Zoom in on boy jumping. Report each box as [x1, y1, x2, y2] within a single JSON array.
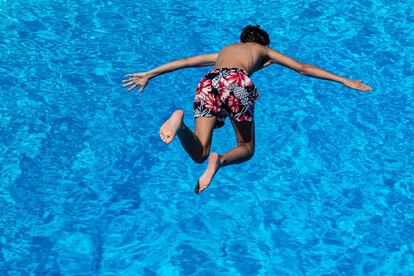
[[122, 25, 372, 194]]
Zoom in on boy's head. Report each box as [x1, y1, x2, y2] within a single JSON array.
[[240, 25, 270, 46]]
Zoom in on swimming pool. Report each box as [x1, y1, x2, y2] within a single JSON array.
[[1, 0, 413, 274]]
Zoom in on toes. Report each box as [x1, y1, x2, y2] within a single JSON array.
[[194, 180, 202, 194], [196, 180, 207, 192], [159, 132, 172, 144], [165, 136, 173, 144], [197, 184, 207, 193]]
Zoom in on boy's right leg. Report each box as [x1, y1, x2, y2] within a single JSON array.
[[159, 109, 216, 163]]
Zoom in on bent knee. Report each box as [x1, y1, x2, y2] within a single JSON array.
[[193, 156, 207, 164], [193, 152, 209, 164], [247, 147, 255, 160], [239, 143, 255, 159]]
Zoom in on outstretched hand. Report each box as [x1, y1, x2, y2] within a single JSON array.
[[342, 79, 373, 92], [122, 72, 150, 92]]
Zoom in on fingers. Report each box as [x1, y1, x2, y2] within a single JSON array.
[[138, 83, 146, 92], [122, 82, 145, 93], [122, 76, 140, 83], [358, 84, 373, 92], [356, 81, 371, 91], [122, 73, 148, 92], [124, 81, 146, 92], [122, 73, 143, 84], [127, 84, 138, 91], [125, 73, 141, 77], [361, 84, 372, 91], [122, 80, 135, 87], [347, 79, 373, 92], [122, 80, 140, 91]]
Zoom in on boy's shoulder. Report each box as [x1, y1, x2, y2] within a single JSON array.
[[223, 42, 269, 51]]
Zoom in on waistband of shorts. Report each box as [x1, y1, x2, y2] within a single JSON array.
[[208, 67, 248, 75]]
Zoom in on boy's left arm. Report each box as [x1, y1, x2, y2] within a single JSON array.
[[123, 53, 218, 92], [265, 48, 373, 92]]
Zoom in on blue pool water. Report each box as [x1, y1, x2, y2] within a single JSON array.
[[1, 0, 413, 274]]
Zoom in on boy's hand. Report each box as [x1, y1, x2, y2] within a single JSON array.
[[122, 72, 150, 92], [342, 79, 373, 92]]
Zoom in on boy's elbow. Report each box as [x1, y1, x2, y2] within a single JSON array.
[[299, 64, 315, 75], [298, 64, 310, 75]]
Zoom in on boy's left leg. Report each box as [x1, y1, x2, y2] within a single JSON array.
[[219, 120, 255, 167], [195, 120, 255, 193]]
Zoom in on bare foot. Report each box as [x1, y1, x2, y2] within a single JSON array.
[[159, 110, 184, 144], [195, 152, 221, 194]]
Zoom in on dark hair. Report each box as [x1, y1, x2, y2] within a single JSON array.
[[240, 25, 270, 46]]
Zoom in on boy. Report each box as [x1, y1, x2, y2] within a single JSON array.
[[122, 25, 372, 194]]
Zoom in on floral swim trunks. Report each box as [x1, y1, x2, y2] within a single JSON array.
[[193, 67, 259, 128]]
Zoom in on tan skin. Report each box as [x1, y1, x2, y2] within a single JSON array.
[[123, 42, 373, 193]]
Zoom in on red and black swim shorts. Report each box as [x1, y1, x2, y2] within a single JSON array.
[[193, 67, 259, 128]]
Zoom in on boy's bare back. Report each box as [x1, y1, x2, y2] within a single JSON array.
[[214, 42, 268, 76]]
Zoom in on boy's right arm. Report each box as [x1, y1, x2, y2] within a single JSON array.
[[122, 53, 218, 92], [265, 48, 372, 92]]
